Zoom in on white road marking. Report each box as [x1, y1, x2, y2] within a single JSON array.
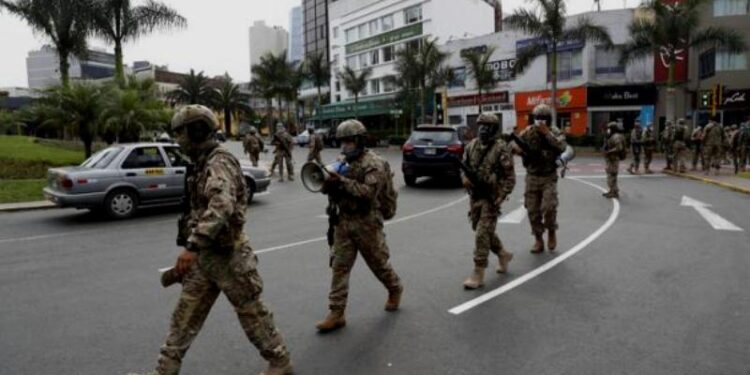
[[570, 174, 666, 179], [680, 196, 743, 232], [498, 199, 526, 224], [448, 177, 620, 315]]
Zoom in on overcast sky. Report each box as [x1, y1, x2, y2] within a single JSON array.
[[0, 0, 637, 88]]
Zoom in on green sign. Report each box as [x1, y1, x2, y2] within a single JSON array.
[[312, 97, 399, 120], [346, 23, 423, 55]]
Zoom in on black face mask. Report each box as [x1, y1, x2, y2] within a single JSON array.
[[478, 125, 496, 144]]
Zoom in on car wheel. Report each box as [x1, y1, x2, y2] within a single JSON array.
[[246, 178, 256, 203], [404, 174, 417, 187], [104, 189, 138, 219]]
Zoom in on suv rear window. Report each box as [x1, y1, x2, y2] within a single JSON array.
[[409, 130, 457, 144]]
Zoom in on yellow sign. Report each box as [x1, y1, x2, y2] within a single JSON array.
[[145, 168, 164, 176]]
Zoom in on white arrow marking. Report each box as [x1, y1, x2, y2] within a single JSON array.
[[499, 200, 526, 224], [680, 196, 743, 232]]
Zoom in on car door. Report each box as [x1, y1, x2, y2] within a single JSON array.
[[120, 146, 171, 201], [161, 146, 191, 198]]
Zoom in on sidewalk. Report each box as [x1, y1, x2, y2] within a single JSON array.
[[665, 166, 750, 195], [0, 200, 56, 213]]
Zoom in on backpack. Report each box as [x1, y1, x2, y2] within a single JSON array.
[[378, 161, 398, 220], [615, 134, 628, 161]]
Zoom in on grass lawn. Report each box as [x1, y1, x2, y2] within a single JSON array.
[[0, 136, 85, 164], [738, 171, 750, 180], [0, 179, 46, 204]]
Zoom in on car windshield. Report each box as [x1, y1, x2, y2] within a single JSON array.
[[80, 147, 123, 169], [410, 130, 456, 144]]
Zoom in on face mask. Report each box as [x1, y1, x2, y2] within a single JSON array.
[[341, 141, 363, 163]]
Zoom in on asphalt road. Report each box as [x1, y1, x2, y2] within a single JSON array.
[[1, 142, 749, 375]]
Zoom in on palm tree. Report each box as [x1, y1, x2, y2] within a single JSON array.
[[0, 110, 26, 135], [337, 66, 372, 119], [391, 38, 448, 123], [36, 84, 102, 157], [1, 0, 92, 87], [506, 0, 613, 126], [282, 66, 304, 131], [620, 0, 747, 122], [251, 54, 279, 132], [431, 66, 455, 124], [168, 69, 216, 106], [90, 0, 186, 86], [392, 46, 421, 128], [213, 74, 251, 137], [100, 87, 165, 142], [304, 50, 331, 111], [462, 46, 498, 114]]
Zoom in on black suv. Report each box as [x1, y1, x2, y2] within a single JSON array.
[[401, 125, 466, 186]]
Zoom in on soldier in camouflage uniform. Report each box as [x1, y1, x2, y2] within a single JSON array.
[[315, 120, 403, 333], [307, 125, 324, 163], [129, 105, 293, 375], [642, 124, 656, 174], [628, 121, 643, 174], [702, 119, 725, 175], [269, 124, 295, 181], [516, 104, 567, 254], [243, 126, 264, 167], [690, 125, 705, 171], [461, 113, 516, 289], [661, 121, 675, 171], [738, 121, 750, 172], [603, 122, 627, 199], [672, 119, 689, 173]]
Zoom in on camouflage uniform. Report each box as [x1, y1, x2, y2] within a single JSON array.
[[690, 127, 704, 171], [243, 133, 263, 167], [661, 123, 675, 171], [308, 132, 324, 163], [702, 121, 725, 173], [323, 150, 402, 311], [739, 123, 750, 172], [519, 123, 566, 238], [629, 127, 643, 173], [642, 127, 656, 173], [604, 127, 627, 197], [270, 130, 294, 180], [672, 120, 689, 173]]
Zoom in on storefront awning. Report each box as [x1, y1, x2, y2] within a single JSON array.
[[310, 96, 400, 121]]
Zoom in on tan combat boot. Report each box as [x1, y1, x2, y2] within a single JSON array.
[[530, 234, 545, 254], [385, 286, 403, 311], [463, 268, 485, 289], [547, 230, 557, 252], [497, 251, 514, 274], [315, 309, 346, 332], [259, 361, 294, 375]]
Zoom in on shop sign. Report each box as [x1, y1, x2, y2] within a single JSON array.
[[515, 87, 587, 112], [722, 89, 749, 109], [516, 37, 584, 53], [448, 91, 509, 107], [587, 85, 657, 107], [346, 23, 423, 54]]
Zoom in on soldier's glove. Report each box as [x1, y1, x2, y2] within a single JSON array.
[[462, 177, 473, 190]]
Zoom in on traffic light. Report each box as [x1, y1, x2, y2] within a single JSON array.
[[700, 91, 711, 108]]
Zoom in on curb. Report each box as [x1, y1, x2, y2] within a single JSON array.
[[0, 201, 57, 213], [665, 170, 750, 196]]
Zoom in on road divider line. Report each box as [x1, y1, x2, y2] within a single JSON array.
[[499, 200, 526, 224], [448, 177, 620, 315]]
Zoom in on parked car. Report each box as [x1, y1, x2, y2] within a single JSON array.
[[401, 125, 466, 187], [43, 143, 271, 219], [296, 130, 311, 146]]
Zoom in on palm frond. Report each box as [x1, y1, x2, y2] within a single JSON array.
[[563, 17, 613, 49], [690, 26, 748, 54], [513, 42, 547, 74]]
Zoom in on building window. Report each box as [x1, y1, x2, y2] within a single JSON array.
[[345, 27, 356, 43], [346, 55, 358, 69], [369, 20, 380, 35], [449, 67, 466, 88], [358, 23, 369, 39], [404, 5, 422, 24], [333, 27, 339, 38], [360, 52, 370, 68], [713, 0, 749, 16], [371, 79, 380, 94], [383, 45, 395, 62], [371, 49, 380, 65], [383, 76, 396, 93], [406, 39, 422, 52], [549, 49, 583, 81], [699, 49, 716, 79], [319, 25, 326, 39], [595, 46, 625, 75], [332, 54, 339, 69], [335, 94, 341, 102], [716, 49, 748, 71], [335, 81, 341, 92], [382, 14, 394, 31]]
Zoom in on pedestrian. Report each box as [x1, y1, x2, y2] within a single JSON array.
[[628, 121, 643, 174], [729, 124, 741, 173], [270, 123, 295, 182], [690, 125, 704, 171], [661, 120, 675, 171], [244, 126, 264, 167], [307, 124, 324, 164], [738, 121, 750, 173], [129, 105, 293, 375], [460, 113, 516, 289], [702, 118, 725, 176], [315, 119, 403, 333], [603, 122, 627, 199], [672, 118, 689, 173], [516, 104, 567, 254], [643, 124, 656, 174]]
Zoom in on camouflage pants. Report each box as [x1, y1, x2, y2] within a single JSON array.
[[740, 147, 749, 171], [692, 144, 704, 170], [673, 141, 688, 172], [644, 149, 654, 170], [605, 158, 620, 194], [524, 174, 559, 236], [630, 150, 641, 171], [328, 218, 402, 311], [307, 151, 322, 164], [704, 145, 723, 171], [271, 152, 294, 178], [248, 151, 260, 167], [156, 242, 290, 375], [470, 199, 508, 268]]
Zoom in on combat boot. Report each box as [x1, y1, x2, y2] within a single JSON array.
[[627, 166, 635, 174], [497, 251, 514, 274], [463, 268, 485, 289], [547, 230, 557, 252], [288, 175, 294, 181], [385, 285, 403, 311], [530, 235, 545, 254], [645, 168, 653, 174], [315, 309, 346, 332], [259, 361, 294, 375]]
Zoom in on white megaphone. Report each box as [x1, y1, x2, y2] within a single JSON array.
[[301, 160, 350, 193], [556, 145, 576, 178]]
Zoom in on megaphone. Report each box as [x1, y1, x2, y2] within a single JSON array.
[[301, 161, 350, 193], [557, 145, 576, 178]]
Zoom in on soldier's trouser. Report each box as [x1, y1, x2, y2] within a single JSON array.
[[704, 145, 723, 170], [307, 151, 322, 164], [328, 218, 402, 311], [156, 243, 290, 375], [270, 154, 279, 173], [470, 199, 505, 268], [740, 148, 749, 170], [524, 174, 559, 236], [606, 159, 619, 194], [692, 144, 703, 169], [249, 151, 260, 167], [664, 147, 673, 169], [630, 151, 641, 170], [644, 149, 653, 170], [282, 154, 294, 177], [673, 141, 688, 171]]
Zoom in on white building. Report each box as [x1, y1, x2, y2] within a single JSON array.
[[288, 6, 305, 64], [26, 45, 117, 89], [249, 21, 289, 79]]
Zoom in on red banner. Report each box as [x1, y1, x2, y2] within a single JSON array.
[[654, 0, 689, 83]]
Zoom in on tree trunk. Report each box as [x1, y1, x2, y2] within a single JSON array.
[[224, 107, 232, 137], [114, 41, 126, 87], [354, 94, 359, 119], [277, 96, 283, 124], [550, 50, 558, 127], [442, 86, 449, 125], [478, 87, 483, 114], [316, 84, 322, 127], [266, 98, 273, 133], [59, 50, 70, 88], [666, 59, 676, 123], [419, 83, 426, 124]]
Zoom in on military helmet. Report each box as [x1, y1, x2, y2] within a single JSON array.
[[171, 105, 218, 132], [477, 113, 500, 127], [677, 118, 686, 126], [532, 103, 552, 116], [336, 119, 367, 140], [607, 121, 619, 130], [276, 123, 286, 133], [248, 126, 257, 134]]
